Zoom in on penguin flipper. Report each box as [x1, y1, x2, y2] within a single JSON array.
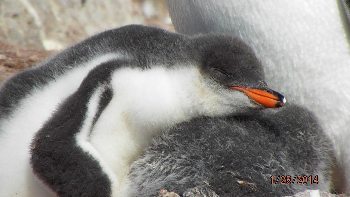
[[30, 60, 129, 196]]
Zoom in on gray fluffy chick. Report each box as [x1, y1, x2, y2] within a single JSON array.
[[127, 104, 335, 197]]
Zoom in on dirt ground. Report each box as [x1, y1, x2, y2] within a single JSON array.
[[0, 42, 54, 83]]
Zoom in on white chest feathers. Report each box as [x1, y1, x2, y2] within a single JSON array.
[[88, 66, 207, 183]]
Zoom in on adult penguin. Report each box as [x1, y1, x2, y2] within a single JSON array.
[[0, 25, 285, 196], [167, 0, 350, 193]]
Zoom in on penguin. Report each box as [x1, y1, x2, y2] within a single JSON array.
[[167, 0, 350, 193], [0, 25, 285, 196], [126, 104, 335, 197]]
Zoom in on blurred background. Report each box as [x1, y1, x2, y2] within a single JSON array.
[[0, 0, 173, 82]]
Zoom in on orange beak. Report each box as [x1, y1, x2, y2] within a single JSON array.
[[231, 86, 286, 108]]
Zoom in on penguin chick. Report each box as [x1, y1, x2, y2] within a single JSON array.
[[0, 25, 285, 196], [127, 104, 335, 197]]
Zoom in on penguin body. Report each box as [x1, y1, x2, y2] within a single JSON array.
[[127, 104, 335, 197], [0, 25, 284, 196]]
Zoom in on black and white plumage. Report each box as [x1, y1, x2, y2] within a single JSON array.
[[0, 25, 285, 196], [30, 61, 120, 196], [167, 0, 350, 193], [127, 104, 335, 197]]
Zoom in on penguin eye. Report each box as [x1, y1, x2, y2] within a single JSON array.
[[210, 67, 232, 79]]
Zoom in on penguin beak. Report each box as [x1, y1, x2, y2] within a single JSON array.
[[230, 86, 286, 108]]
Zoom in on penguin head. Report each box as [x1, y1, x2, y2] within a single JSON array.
[[194, 35, 286, 114]]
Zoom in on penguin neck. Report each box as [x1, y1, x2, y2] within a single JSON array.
[[106, 65, 244, 140], [111, 65, 208, 129]]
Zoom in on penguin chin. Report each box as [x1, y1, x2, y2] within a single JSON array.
[[201, 90, 260, 117]]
